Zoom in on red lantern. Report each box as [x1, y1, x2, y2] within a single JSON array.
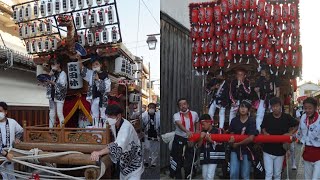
[[215, 24, 222, 37], [200, 54, 207, 67], [249, 0, 257, 11], [251, 26, 258, 42], [292, 20, 299, 37], [275, 23, 282, 39], [235, 12, 243, 28], [191, 25, 199, 39], [273, 3, 282, 24], [226, 50, 233, 62], [264, 2, 272, 21], [204, 24, 214, 39], [221, 0, 229, 16], [250, 11, 258, 26], [229, 13, 236, 27], [242, 0, 250, 12], [234, 0, 242, 12], [205, 6, 214, 24], [266, 48, 275, 66], [282, 36, 290, 51], [258, 31, 267, 46], [207, 53, 215, 67], [243, 11, 250, 25], [257, 18, 265, 32], [208, 37, 215, 53], [291, 50, 299, 67], [191, 7, 199, 24], [257, 47, 266, 61], [244, 27, 251, 43], [198, 26, 205, 40], [215, 38, 222, 53], [245, 42, 252, 56], [222, 33, 229, 50], [265, 37, 273, 50], [236, 27, 244, 42], [257, 0, 266, 18], [222, 17, 229, 32], [291, 78, 297, 92], [291, 37, 299, 51], [193, 39, 202, 54], [290, 2, 298, 22], [231, 41, 238, 55], [199, 6, 206, 25], [218, 52, 225, 67], [201, 25, 208, 39], [274, 50, 282, 67], [238, 42, 245, 55], [252, 42, 259, 57], [275, 39, 281, 51], [227, 0, 235, 13], [213, 5, 222, 24], [201, 39, 207, 54], [228, 27, 237, 42], [193, 53, 200, 68], [282, 2, 290, 22], [283, 51, 292, 66], [267, 20, 275, 37], [284, 22, 292, 37]]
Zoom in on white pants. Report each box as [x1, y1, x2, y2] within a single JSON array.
[[208, 100, 226, 129], [256, 100, 266, 133], [91, 97, 106, 127], [263, 152, 284, 180], [290, 142, 296, 168], [202, 164, 217, 180], [1, 162, 16, 180], [120, 165, 144, 180], [229, 101, 240, 124], [49, 100, 64, 128], [143, 137, 159, 166], [303, 160, 320, 180]]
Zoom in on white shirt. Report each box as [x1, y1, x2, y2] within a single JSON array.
[[0, 118, 23, 147], [142, 111, 160, 133], [296, 113, 320, 147], [173, 111, 199, 138]]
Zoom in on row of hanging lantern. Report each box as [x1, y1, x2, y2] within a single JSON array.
[[77, 26, 119, 46], [114, 56, 134, 79], [189, 0, 301, 76], [25, 37, 58, 53], [13, 0, 112, 22], [74, 7, 114, 29], [18, 20, 53, 39]]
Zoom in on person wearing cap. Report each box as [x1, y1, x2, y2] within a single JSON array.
[[197, 114, 225, 180], [79, 56, 111, 126], [228, 100, 257, 180], [296, 97, 320, 179], [169, 98, 199, 179], [207, 72, 230, 129], [0, 102, 23, 179], [46, 55, 67, 128], [254, 67, 280, 133], [260, 97, 299, 180], [142, 103, 160, 168], [229, 69, 251, 125]]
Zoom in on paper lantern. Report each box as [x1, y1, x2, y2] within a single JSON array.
[[201, 40, 207, 54], [283, 51, 292, 66], [108, 6, 114, 23], [70, 0, 77, 10], [215, 38, 222, 53], [78, 32, 86, 46], [206, 24, 215, 39], [47, 0, 53, 15], [242, 0, 250, 11], [225, 50, 233, 65], [78, 0, 84, 9], [275, 23, 282, 39], [44, 37, 52, 51], [292, 20, 300, 37], [284, 22, 292, 37], [257, 18, 265, 33], [273, 2, 281, 24], [275, 39, 281, 51], [266, 47, 275, 66], [222, 33, 229, 50], [98, 8, 106, 25], [243, 11, 250, 25], [250, 11, 258, 26], [282, 2, 290, 22], [67, 62, 83, 89], [39, 21, 46, 34], [114, 56, 128, 74], [214, 24, 222, 37], [227, 0, 235, 13], [34, 2, 39, 18], [51, 37, 58, 50], [55, 0, 61, 14], [87, 31, 94, 46], [218, 52, 225, 67], [290, 1, 298, 21], [26, 41, 31, 53], [194, 39, 202, 54], [249, 0, 257, 11], [102, 28, 109, 43], [237, 42, 245, 55], [91, 10, 98, 26], [24, 24, 30, 38], [257, 31, 266, 46], [236, 27, 244, 42], [213, 5, 222, 24], [38, 38, 45, 52], [205, 6, 214, 24], [46, 21, 52, 34], [129, 94, 141, 103], [200, 25, 207, 39], [75, 13, 82, 29], [234, 0, 242, 12], [33, 40, 38, 53], [13, 7, 19, 22], [207, 53, 214, 67], [200, 54, 207, 67], [291, 37, 299, 51], [256, 0, 265, 18], [198, 6, 206, 25], [83, 12, 90, 28], [221, 17, 229, 32], [192, 53, 200, 68], [62, 0, 68, 12], [40, 2, 46, 17], [207, 37, 215, 53], [274, 50, 282, 67], [191, 7, 199, 24], [252, 42, 259, 57], [97, 0, 103, 5], [25, 4, 32, 20], [266, 20, 275, 37], [243, 26, 251, 43], [191, 25, 199, 40], [230, 40, 238, 56], [235, 12, 243, 28], [265, 37, 273, 50], [245, 42, 252, 56], [228, 27, 236, 43], [221, 0, 229, 16], [86, 0, 93, 7], [257, 47, 266, 61], [282, 36, 290, 51], [229, 13, 236, 27], [95, 31, 101, 45], [264, 2, 272, 21], [251, 26, 258, 42]]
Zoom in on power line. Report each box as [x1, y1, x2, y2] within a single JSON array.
[[141, 0, 160, 27]]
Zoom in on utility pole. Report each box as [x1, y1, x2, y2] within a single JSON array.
[[149, 61, 151, 103]]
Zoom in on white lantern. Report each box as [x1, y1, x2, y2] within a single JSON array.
[[62, 0, 68, 12], [96, 0, 103, 5], [26, 40, 31, 53], [55, 0, 61, 14], [24, 24, 30, 38], [78, 0, 84, 9], [36, 65, 49, 77], [86, 0, 93, 7], [40, 1, 46, 17], [78, 32, 86, 46], [19, 6, 24, 21], [107, 6, 114, 23], [87, 31, 94, 46], [91, 10, 98, 26], [114, 56, 126, 74], [25, 4, 32, 20], [44, 37, 52, 51], [70, 0, 76, 10], [111, 26, 118, 43], [33, 40, 39, 52], [38, 39, 45, 52], [67, 62, 83, 89], [31, 22, 38, 36], [102, 28, 109, 43], [39, 21, 46, 34], [129, 94, 141, 103], [98, 8, 106, 24], [33, 2, 40, 18], [75, 13, 82, 29], [13, 7, 19, 22], [46, 21, 52, 34], [52, 37, 58, 50], [83, 12, 90, 28], [19, 25, 25, 39], [95, 31, 101, 45], [104, 0, 109, 4], [47, 0, 53, 15]]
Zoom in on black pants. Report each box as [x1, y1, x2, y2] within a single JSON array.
[[169, 135, 195, 179]]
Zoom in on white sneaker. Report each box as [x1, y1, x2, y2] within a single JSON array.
[[292, 164, 297, 170]]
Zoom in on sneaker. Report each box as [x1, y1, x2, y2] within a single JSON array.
[[292, 164, 297, 170]]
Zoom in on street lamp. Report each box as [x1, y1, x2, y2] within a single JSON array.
[[146, 33, 160, 50]]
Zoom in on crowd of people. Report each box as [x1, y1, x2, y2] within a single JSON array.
[[168, 68, 320, 180]]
